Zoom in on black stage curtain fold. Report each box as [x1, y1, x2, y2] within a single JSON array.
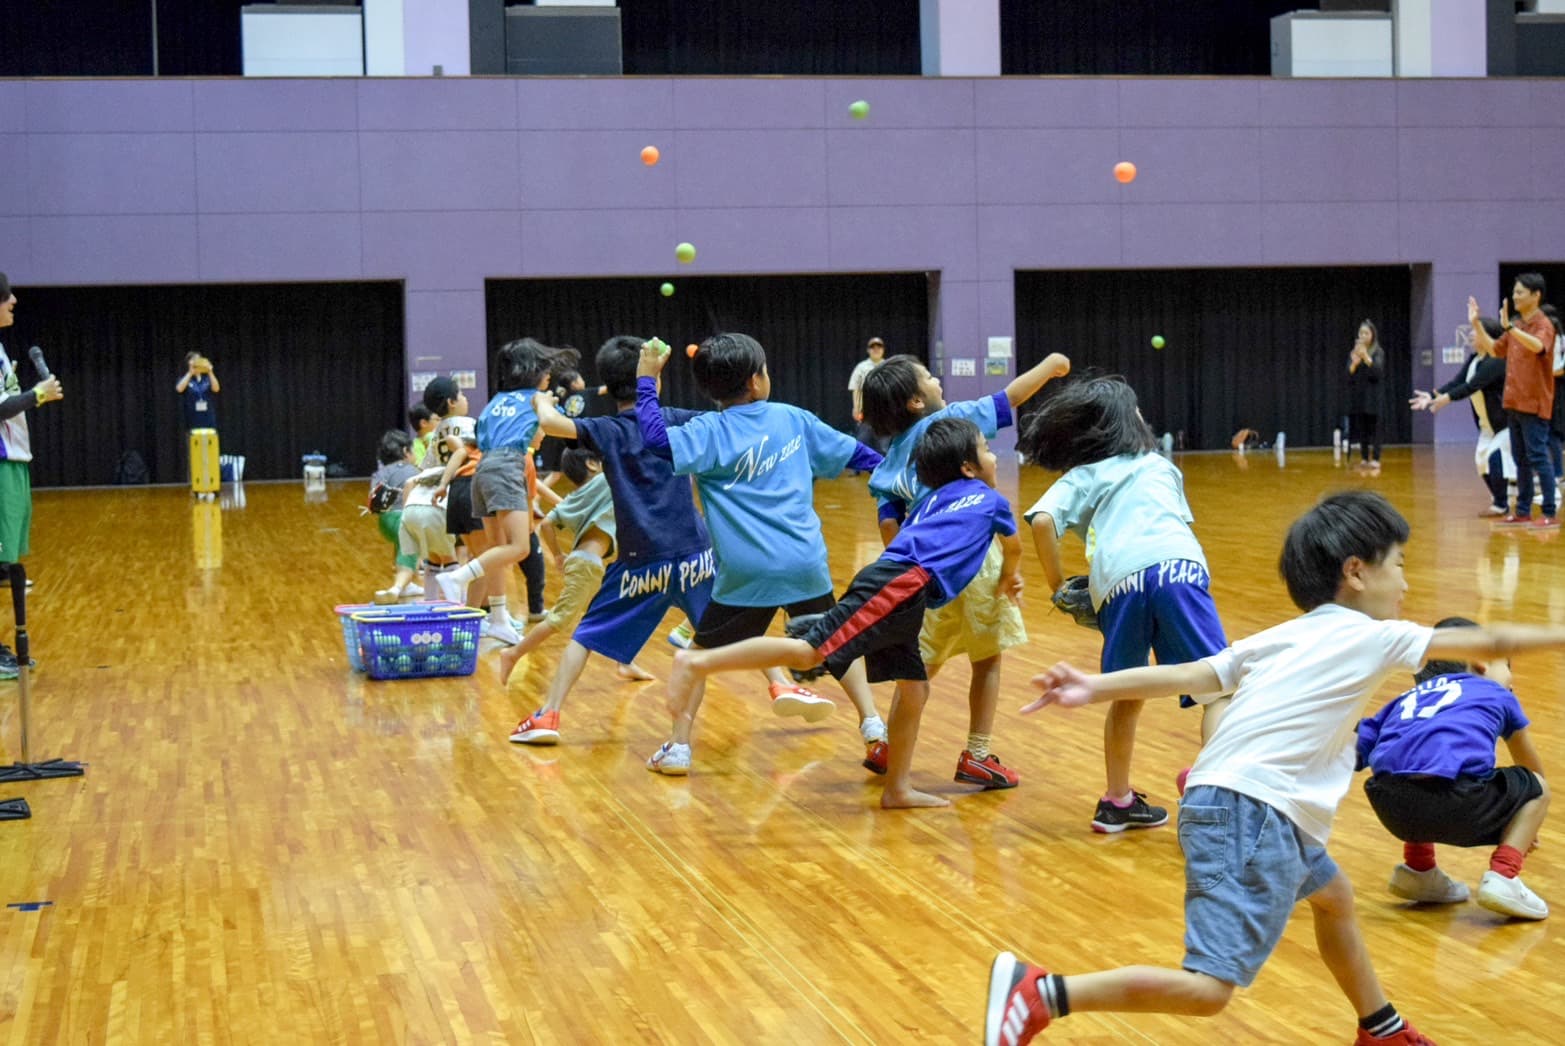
[[485, 273, 929, 433], [1001, 0, 1318, 76], [1013, 266, 1413, 451], [0, 1, 284, 77], [6, 281, 404, 487], [620, 0, 921, 75]]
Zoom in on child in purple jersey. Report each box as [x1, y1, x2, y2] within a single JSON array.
[[1356, 616, 1549, 920], [665, 419, 1022, 808]]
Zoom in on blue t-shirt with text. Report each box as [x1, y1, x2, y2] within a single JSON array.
[[884, 478, 1016, 608], [868, 393, 1011, 518], [574, 408, 710, 562], [1356, 672, 1529, 780], [476, 389, 540, 452], [667, 400, 857, 606]]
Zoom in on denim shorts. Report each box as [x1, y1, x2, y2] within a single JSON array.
[[1179, 786, 1339, 988]]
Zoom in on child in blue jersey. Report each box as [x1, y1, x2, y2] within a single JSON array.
[[635, 333, 888, 776], [666, 418, 1022, 808], [435, 339, 578, 645], [1017, 374, 1229, 834], [858, 350, 1070, 787], [1357, 616, 1549, 920], [505, 336, 721, 746], [985, 490, 1565, 1046]]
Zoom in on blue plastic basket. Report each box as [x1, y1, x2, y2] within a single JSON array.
[[335, 601, 452, 671], [352, 608, 485, 680]]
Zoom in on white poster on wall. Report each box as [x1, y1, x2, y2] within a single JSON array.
[[987, 337, 1013, 359]]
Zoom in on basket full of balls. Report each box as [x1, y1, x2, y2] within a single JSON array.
[[334, 601, 453, 670], [352, 607, 485, 680]]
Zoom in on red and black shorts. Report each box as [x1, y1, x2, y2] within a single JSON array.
[[801, 559, 932, 684]]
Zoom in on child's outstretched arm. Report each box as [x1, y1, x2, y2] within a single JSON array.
[[1023, 660, 1223, 713], [1425, 622, 1565, 661], [533, 389, 578, 440], [1003, 352, 1070, 410], [1028, 512, 1066, 592], [633, 343, 674, 457]]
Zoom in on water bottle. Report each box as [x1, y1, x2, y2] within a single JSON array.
[[1275, 432, 1285, 452]]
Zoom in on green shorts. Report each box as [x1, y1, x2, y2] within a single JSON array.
[[0, 461, 32, 562], [377, 509, 418, 570]]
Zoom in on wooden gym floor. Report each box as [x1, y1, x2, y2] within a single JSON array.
[[0, 445, 1562, 1044]]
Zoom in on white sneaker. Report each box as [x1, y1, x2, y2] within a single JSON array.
[[1388, 863, 1470, 904], [859, 714, 888, 746], [373, 588, 400, 605], [1481, 504, 1508, 516], [646, 741, 691, 776], [1477, 870, 1549, 920], [769, 683, 834, 722], [667, 622, 695, 649], [399, 582, 424, 598], [486, 619, 521, 646], [435, 570, 467, 604]]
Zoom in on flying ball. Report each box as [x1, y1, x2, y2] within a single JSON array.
[[660, 282, 675, 297], [849, 100, 870, 120], [686, 343, 699, 358], [640, 145, 660, 166], [1113, 161, 1137, 184], [1151, 335, 1166, 350], [675, 242, 696, 264]]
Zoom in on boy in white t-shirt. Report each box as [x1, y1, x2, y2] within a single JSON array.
[[983, 490, 1565, 1046]]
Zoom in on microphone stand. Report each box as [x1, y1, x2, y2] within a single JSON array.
[[0, 562, 85, 815]]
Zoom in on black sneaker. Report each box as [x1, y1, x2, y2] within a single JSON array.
[[782, 613, 829, 682], [1091, 792, 1168, 834]]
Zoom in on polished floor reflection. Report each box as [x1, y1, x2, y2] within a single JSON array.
[[0, 446, 1560, 1043]]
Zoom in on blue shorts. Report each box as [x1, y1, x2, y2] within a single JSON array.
[[1098, 558, 1227, 707], [571, 549, 716, 665], [1179, 786, 1339, 988]]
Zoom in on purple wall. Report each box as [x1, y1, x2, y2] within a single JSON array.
[[6, 75, 1565, 442]]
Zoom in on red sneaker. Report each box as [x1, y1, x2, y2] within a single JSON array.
[[984, 952, 1050, 1046], [956, 750, 1020, 789], [1353, 1022, 1437, 1045], [1495, 513, 1531, 526], [863, 740, 888, 775], [1532, 515, 1559, 529], [509, 709, 560, 745]]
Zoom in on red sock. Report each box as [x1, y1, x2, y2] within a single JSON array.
[[1403, 842, 1436, 872], [1490, 844, 1525, 879]]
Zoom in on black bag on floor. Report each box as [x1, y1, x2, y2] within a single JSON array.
[[113, 450, 150, 485]]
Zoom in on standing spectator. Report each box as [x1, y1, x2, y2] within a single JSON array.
[[848, 336, 888, 462], [1346, 320, 1385, 473], [1410, 315, 1512, 515], [176, 351, 220, 433], [1470, 274, 1557, 527], [0, 272, 65, 677]]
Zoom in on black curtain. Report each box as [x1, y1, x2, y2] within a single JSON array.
[[485, 273, 929, 432], [0, 1, 269, 77], [1001, 0, 1318, 76], [5, 281, 404, 487], [1013, 266, 1413, 451], [620, 0, 920, 75]]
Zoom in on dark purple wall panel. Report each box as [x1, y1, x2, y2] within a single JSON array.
[[196, 132, 361, 213], [5, 74, 1560, 443]]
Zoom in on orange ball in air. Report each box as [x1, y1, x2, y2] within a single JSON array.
[[686, 343, 699, 358], [1113, 161, 1137, 184], [641, 145, 660, 166]]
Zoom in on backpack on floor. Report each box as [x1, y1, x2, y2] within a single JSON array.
[[113, 450, 150, 485]]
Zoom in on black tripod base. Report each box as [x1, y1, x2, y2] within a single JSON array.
[[0, 759, 85, 783], [0, 797, 29, 820]]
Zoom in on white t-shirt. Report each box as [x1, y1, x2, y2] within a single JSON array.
[[847, 357, 878, 392], [1187, 604, 1433, 844], [1024, 453, 1206, 608], [403, 466, 446, 509]]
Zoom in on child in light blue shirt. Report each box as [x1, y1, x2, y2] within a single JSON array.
[[635, 333, 887, 776]]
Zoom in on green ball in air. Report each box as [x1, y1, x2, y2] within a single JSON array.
[[675, 242, 696, 264], [660, 282, 675, 297], [1151, 335, 1166, 350], [849, 100, 870, 120]]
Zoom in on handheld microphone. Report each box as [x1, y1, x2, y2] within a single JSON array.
[[27, 346, 50, 382]]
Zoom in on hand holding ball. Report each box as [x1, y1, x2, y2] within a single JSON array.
[[1113, 161, 1137, 184]]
